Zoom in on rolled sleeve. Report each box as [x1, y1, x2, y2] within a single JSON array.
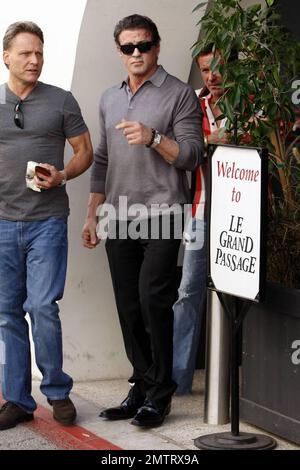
[[171, 86, 204, 171], [90, 162, 106, 193]]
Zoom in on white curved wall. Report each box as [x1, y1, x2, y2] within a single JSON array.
[[0, 0, 87, 89]]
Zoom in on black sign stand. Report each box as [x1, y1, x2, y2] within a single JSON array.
[[194, 142, 277, 450], [194, 293, 277, 450]]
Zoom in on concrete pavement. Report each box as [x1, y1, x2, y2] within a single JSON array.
[[0, 371, 299, 451]]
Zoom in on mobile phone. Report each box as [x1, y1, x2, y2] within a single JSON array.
[[35, 165, 51, 178]]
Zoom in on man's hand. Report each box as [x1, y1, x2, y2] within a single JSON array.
[[35, 163, 65, 189], [82, 217, 100, 249], [116, 120, 153, 146]]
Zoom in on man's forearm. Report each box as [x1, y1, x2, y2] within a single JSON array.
[[65, 131, 93, 180], [154, 135, 180, 164], [64, 154, 92, 180], [86, 192, 106, 219]]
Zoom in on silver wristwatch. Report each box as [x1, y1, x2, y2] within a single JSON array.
[[151, 130, 162, 148], [58, 169, 67, 186]]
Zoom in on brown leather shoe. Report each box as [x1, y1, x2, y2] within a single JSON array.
[[0, 402, 34, 430], [47, 397, 76, 426]]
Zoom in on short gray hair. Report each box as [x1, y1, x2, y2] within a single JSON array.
[[3, 21, 44, 50]]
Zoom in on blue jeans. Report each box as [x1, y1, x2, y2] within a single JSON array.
[[172, 217, 207, 394], [0, 218, 73, 413]]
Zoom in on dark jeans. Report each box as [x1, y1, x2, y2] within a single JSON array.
[[105, 217, 181, 407]]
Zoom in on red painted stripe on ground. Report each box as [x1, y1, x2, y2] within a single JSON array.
[[0, 398, 121, 451]]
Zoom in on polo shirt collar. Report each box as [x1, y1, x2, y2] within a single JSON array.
[[119, 65, 167, 89]]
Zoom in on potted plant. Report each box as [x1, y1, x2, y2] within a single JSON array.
[[192, 0, 300, 443]]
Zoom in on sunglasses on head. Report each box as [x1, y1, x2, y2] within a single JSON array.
[[14, 100, 24, 129], [119, 41, 155, 55]]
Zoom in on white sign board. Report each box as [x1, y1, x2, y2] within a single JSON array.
[[208, 145, 267, 301]]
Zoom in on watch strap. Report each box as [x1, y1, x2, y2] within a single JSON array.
[[146, 128, 156, 148], [58, 169, 67, 186]]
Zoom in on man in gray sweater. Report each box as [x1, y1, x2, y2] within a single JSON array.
[[82, 14, 204, 427]]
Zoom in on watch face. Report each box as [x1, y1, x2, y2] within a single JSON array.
[[153, 131, 161, 147]]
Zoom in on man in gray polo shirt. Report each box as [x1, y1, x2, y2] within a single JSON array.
[[0, 21, 93, 430], [82, 14, 204, 427]]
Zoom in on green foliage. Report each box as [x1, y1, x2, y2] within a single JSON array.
[[193, 0, 300, 288]]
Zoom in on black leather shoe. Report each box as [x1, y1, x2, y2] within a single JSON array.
[[100, 385, 145, 420], [131, 399, 171, 428]]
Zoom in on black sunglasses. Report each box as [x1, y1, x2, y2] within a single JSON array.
[[14, 100, 24, 129], [119, 41, 155, 55]]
